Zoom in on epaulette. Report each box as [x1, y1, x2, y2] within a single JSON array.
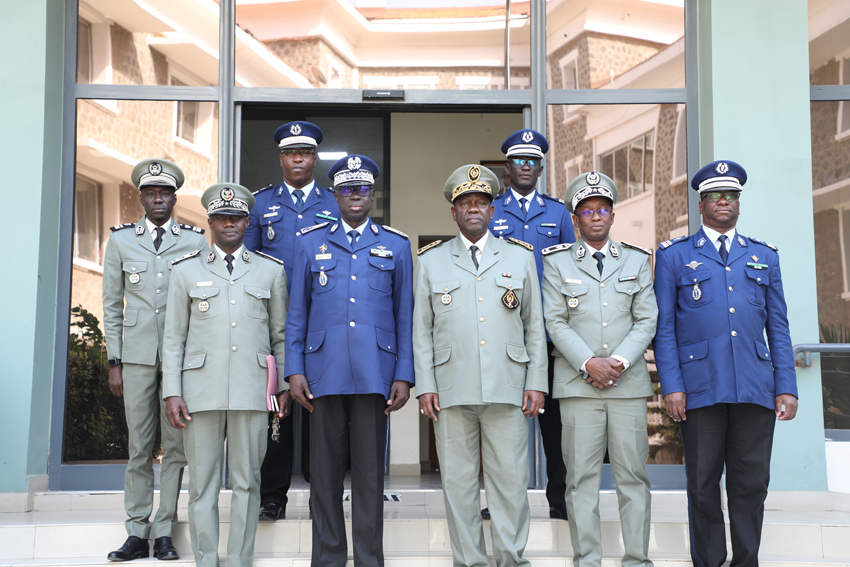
[[252, 184, 274, 196], [299, 222, 329, 235], [110, 223, 135, 232], [254, 250, 284, 265], [659, 235, 689, 249], [179, 223, 205, 234], [417, 240, 443, 256], [171, 249, 201, 265], [541, 243, 574, 256], [382, 225, 409, 240], [542, 193, 565, 204], [748, 236, 778, 251], [621, 241, 652, 255], [507, 237, 534, 252]]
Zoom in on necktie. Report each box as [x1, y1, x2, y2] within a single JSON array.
[[348, 230, 359, 248], [225, 254, 234, 275], [519, 197, 528, 219], [718, 234, 729, 264], [293, 189, 305, 213], [153, 227, 165, 251], [469, 245, 480, 270], [593, 251, 604, 276]]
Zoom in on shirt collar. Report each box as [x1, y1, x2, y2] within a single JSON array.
[[214, 244, 244, 263], [283, 180, 315, 200], [701, 225, 736, 247], [459, 231, 488, 253], [510, 188, 537, 206], [341, 218, 369, 237], [145, 217, 171, 240], [584, 239, 610, 256]]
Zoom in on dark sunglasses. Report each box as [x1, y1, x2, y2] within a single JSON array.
[[511, 158, 541, 167], [280, 148, 316, 157], [701, 191, 740, 202], [338, 185, 372, 196], [577, 207, 612, 218]]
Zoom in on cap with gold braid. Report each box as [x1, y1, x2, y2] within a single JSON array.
[[443, 164, 500, 204], [131, 158, 185, 190], [202, 183, 255, 216]]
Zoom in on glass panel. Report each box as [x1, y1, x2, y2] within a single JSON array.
[[64, 99, 217, 463], [809, 0, 850, 85], [77, 0, 219, 86], [77, 19, 92, 84], [234, 1, 528, 91], [811, 100, 850, 429], [547, 103, 689, 463], [546, 0, 684, 90]]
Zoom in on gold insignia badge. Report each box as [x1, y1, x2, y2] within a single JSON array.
[[320, 243, 328, 254], [686, 261, 703, 271], [752, 255, 759, 262], [468, 165, 480, 181], [502, 288, 519, 309]]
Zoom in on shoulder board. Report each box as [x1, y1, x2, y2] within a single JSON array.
[[507, 237, 534, 252], [542, 193, 565, 204], [299, 222, 329, 235], [417, 240, 443, 256], [252, 184, 274, 196], [179, 223, 205, 234], [747, 236, 778, 251], [254, 250, 284, 265], [621, 241, 652, 255], [110, 223, 135, 232], [541, 243, 574, 256], [171, 249, 201, 266], [659, 235, 689, 249], [382, 225, 409, 240]]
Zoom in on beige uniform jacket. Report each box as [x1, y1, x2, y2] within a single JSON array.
[[102, 216, 209, 365], [541, 239, 658, 399], [161, 246, 289, 413], [413, 234, 547, 408]]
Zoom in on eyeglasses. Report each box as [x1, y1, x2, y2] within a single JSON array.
[[701, 191, 740, 202], [280, 148, 316, 157], [577, 207, 612, 218], [338, 185, 372, 196], [511, 158, 541, 167]]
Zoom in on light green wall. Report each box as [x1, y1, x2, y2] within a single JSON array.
[[704, 0, 828, 490], [0, 0, 64, 492]]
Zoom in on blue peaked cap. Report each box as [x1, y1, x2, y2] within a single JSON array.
[[501, 128, 549, 158], [274, 121, 324, 148], [328, 154, 380, 188], [691, 160, 747, 194]]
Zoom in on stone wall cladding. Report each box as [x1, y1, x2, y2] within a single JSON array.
[[813, 209, 850, 335], [653, 104, 687, 246], [267, 37, 356, 88], [586, 33, 663, 85]]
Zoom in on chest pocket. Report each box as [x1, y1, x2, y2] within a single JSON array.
[[537, 225, 560, 240], [560, 283, 589, 315], [744, 268, 769, 307], [433, 280, 461, 313], [311, 258, 337, 293], [613, 280, 642, 312], [244, 286, 271, 319], [495, 277, 523, 309], [123, 261, 148, 291], [189, 286, 220, 319], [368, 257, 394, 292], [679, 269, 713, 307]]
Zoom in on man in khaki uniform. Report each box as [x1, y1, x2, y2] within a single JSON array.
[[541, 172, 657, 567], [162, 183, 289, 567], [414, 164, 547, 567], [103, 158, 208, 562]]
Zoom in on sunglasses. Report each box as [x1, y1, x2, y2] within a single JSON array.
[[701, 191, 740, 202], [280, 148, 316, 157], [577, 207, 612, 218], [338, 185, 372, 196], [511, 158, 541, 167]]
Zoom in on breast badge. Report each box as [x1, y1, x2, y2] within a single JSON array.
[[128, 274, 140, 284], [502, 289, 520, 309], [316, 243, 332, 260], [568, 297, 579, 308], [319, 270, 328, 287], [198, 301, 210, 312], [692, 282, 702, 301], [686, 261, 703, 271], [267, 225, 275, 241], [441, 293, 452, 305]]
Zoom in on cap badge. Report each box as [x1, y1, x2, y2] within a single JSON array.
[[290, 124, 302, 135], [441, 293, 452, 305], [148, 162, 162, 176], [586, 172, 601, 186], [198, 301, 210, 312], [220, 187, 235, 201], [521, 131, 534, 143], [348, 156, 361, 171], [716, 162, 729, 175], [468, 165, 481, 182], [686, 261, 703, 271]]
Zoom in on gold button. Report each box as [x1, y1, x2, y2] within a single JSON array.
[[548, 231, 552, 235], [728, 286, 733, 291], [352, 254, 357, 259], [731, 331, 737, 337], [524, 225, 529, 229], [257, 293, 261, 297], [693, 278, 697, 282], [730, 308, 735, 313], [480, 341, 485, 346], [445, 287, 449, 291], [628, 289, 632, 293], [479, 297, 484, 302], [515, 354, 519, 358], [509, 285, 513, 289], [480, 317, 485, 322], [232, 346, 237, 351], [477, 277, 482, 282]]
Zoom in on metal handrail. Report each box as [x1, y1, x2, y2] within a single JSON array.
[[793, 343, 850, 367]]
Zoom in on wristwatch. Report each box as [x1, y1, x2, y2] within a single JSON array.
[[108, 358, 122, 367]]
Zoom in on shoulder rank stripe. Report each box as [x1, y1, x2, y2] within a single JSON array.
[[179, 223, 205, 234], [254, 250, 284, 265], [659, 235, 689, 249], [417, 240, 443, 256], [252, 184, 274, 196], [621, 241, 652, 255], [748, 236, 778, 251], [300, 221, 329, 235], [542, 193, 565, 204], [382, 225, 409, 239], [541, 243, 574, 256], [171, 249, 201, 265], [110, 223, 135, 232], [507, 237, 533, 252]]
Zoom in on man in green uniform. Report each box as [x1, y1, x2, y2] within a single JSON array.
[[161, 183, 289, 567], [413, 164, 547, 567], [541, 171, 657, 567], [103, 158, 208, 562]]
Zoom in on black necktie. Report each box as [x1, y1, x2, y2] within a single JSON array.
[[519, 197, 528, 219], [225, 254, 234, 275], [293, 189, 305, 213], [469, 245, 480, 270], [154, 226, 165, 251], [593, 251, 604, 276], [348, 230, 359, 248], [718, 235, 729, 264]]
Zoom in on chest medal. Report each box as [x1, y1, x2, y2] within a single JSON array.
[[198, 301, 210, 312], [128, 273, 140, 284], [692, 282, 702, 301], [568, 297, 579, 308], [319, 270, 328, 287], [502, 289, 519, 309], [441, 293, 452, 305], [267, 225, 275, 241]]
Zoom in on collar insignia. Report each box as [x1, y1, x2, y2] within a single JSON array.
[[371, 224, 379, 234], [330, 223, 339, 233], [610, 243, 619, 258], [242, 250, 250, 263], [504, 195, 512, 206], [135, 225, 145, 236], [696, 237, 706, 248], [738, 236, 746, 247], [576, 245, 586, 259], [171, 224, 180, 235], [207, 252, 215, 263], [536, 195, 544, 206]]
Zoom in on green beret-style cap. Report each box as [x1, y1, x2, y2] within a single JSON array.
[[564, 171, 620, 214], [201, 183, 255, 216], [443, 164, 499, 204], [131, 158, 185, 190]]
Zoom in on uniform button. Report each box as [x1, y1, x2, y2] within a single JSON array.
[[509, 284, 513, 289], [628, 289, 632, 293], [480, 317, 485, 322], [602, 322, 608, 327], [232, 322, 236, 328], [479, 297, 484, 302], [548, 231, 552, 235], [600, 283, 605, 288], [155, 309, 160, 314], [298, 214, 303, 219], [232, 346, 237, 351], [477, 277, 482, 282], [524, 225, 529, 229], [726, 267, 731, 272], [202, 294, 207, 298], [352, 275, 357, 280], [757, 277, 761, 282], [156, 289, 161, 294], [188, 363, 192, 367], [350, 298, 355, 303], [157, 273, 163, 277], [231, 300, 236, 305], [689, 355, 693, 359], [731, 331, 737, 337], [730, 308, 735, 313], [480, 341, 486, 346], [603, 302, 608, 307], [296, 232, 301, 236], [445, 287, 449, 291], [603, 344, 608, 349], [156, 255, 161, 260], [693, 278, 697, 282], [230, 281, 235, 286], [728, 286, 733, 291], [350, 321, 355, 327], [352, 254, 357, 259]]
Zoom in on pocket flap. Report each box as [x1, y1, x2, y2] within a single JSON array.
[[561, 283, 589, 297], [369, 257, 395, 271], [245, 286, 271, 300], [304, 329, 326, 353], [745, 269, 770, 286], [376, 326, 397, 353], [433, 345, 451, 366], [537, 225, 560, 237], [189, 287, 220, 299], [122, 261, 148, 273], [680, 269, 712, 286], [311, 259, 337, 272], [183, 351, 206, 370], [257, 351, 271, 367], [507, 343, 530, 363], [496, 277, 523, 290], [755, 340, 771, 360], [123, 308, 139, 327], [432, 280, 461, 294], [678, 339, 708, 364], [614, 280, 642, 295]]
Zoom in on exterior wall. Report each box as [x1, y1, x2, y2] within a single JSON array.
[[586, 34, 663, 87], [813, 209, 850, 335], [654, 104, 688, 245], [267, 37, 357, 88]]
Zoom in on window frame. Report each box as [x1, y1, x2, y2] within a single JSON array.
[[837, 52, 850, 141]]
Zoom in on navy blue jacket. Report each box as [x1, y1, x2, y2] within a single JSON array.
[[653, 227, 797, 411], [284, 220, 414, 398]]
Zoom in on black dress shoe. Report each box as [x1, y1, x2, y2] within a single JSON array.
[[480, 507, 490, 520], [153, 536, 180, 560], [107, 536, 149, 562], [549, 504, 568, 520], [259, 502, 285, 521]]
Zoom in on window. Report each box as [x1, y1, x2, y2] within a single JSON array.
[[559, 50, 578, 122], [671, 106, 687, 182], [599, 131, 655, 200], [74, 175, 103, 266], [77, 19, 92, 84], [838, 55, 850, 140], [172, 77, 199, 145]]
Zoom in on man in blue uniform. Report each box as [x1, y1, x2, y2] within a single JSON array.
[[285, 155, 414, 567], [245, 121, 340, 521], [653, 160, 798, 567], [487, 128, 575, 520]]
